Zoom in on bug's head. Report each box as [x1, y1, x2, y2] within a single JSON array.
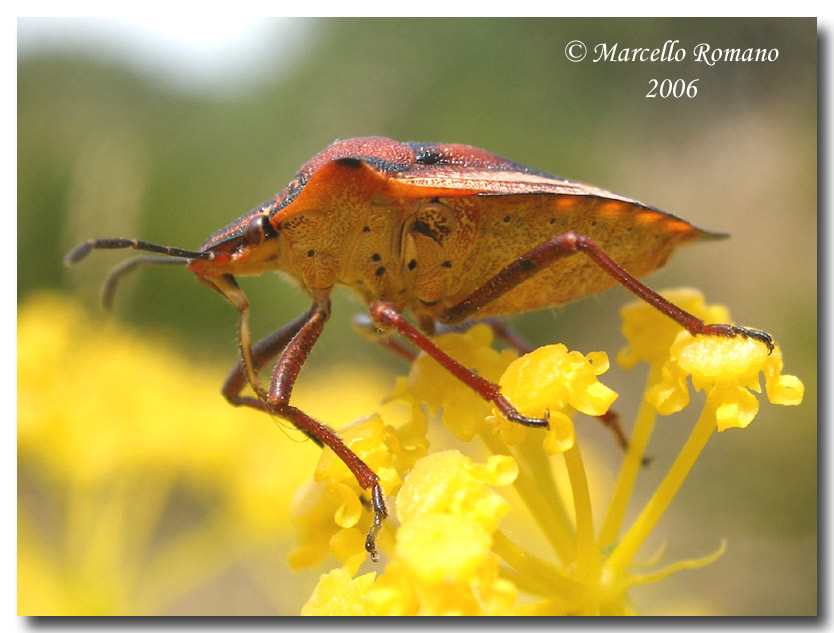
[[64, 200, 285, 309], [186, 202, 283, 278]]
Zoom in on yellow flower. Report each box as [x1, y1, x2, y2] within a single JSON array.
[[302, 450, 519, 615], [296, 288, 805, 616], [648, 333, 804, 429], [496, 345, 617, 453], [17, 293, 392, 615], [23, 288, 805, 615]]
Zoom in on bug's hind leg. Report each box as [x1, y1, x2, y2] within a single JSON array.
[[432, 230, 771, 453], [439, 230, 773, 352]]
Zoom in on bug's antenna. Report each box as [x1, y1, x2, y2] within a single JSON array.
[[65, 238, 214, 309], [64, 238, 214, 266], [100, 256, 189, 309]]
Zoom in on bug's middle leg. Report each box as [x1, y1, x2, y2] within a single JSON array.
[[368, 302, 549, 429], [352, 313, 533, 363]]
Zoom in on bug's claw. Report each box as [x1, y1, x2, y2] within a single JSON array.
[[702, 323, 775, 354], [494, 394, 550, 428], [364, 483, 388, 562]]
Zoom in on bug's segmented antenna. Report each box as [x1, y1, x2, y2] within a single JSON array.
[[64, 238, 214, 266], [65, 238, 215, 309], [100, 256, 189, 309]]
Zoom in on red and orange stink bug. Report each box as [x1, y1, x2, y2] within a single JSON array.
[[66, 136, 773, 560]]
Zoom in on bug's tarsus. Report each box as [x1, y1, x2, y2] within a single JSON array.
[[494, 395, 549, 428], [700, 323, 774, 354], [365, 483, 389, 562]]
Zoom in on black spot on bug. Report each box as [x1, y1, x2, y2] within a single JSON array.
[[307, 249, 315, 257], [408, 259, 417, 271], [503, 216, 511, 223], [591, 221, 598, 227], [334, 157, 363, 169], [415, 148, 442, 165], [549, 218, 556, 225], [362, 226, 371, 233], [375, 266, 386, 277], [519, 259, 536, 272], [412, 218, 450, 243], [441, 260, 452, 268], [430, 197, 440, 204], [372, 253, 381, 262]]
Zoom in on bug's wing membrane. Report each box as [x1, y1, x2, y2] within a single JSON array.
[[391, 166, 725, 242], [391, 167, 612, 197]]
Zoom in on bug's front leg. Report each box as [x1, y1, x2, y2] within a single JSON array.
[[369, 302, 549, 429], [221, 310, 314, 414], [196, 273, 266, 398], [264, 299, 389, 561]]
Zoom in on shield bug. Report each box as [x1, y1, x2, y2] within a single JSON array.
[[65, 136, 773, 560]]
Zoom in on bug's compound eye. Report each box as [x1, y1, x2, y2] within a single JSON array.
[[243, 214, 273, 247]]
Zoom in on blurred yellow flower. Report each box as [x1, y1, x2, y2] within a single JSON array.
[[17, 293, 392, 615]]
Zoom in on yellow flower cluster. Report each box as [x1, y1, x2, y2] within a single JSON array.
[[301, 451, 519, 615], [298, 289, 804, 616], [17, 293, 391, 615], [18, 289, 805, 615]]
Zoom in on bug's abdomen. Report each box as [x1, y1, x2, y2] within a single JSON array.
[[435, 195, 707, 318]]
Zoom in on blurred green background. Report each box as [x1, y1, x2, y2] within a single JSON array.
[[18, 17, 816, 615]]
